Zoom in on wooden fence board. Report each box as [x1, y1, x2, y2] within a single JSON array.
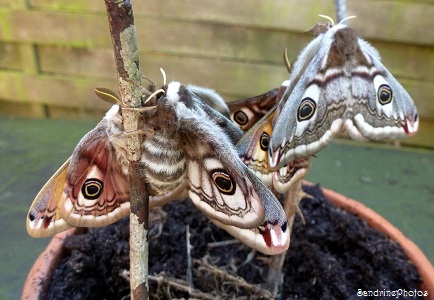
[[22, 0, 434, 45], [0, 0, 432, 149], [0, 43, 23, 71], [36, 38, 434, 84], [28, 0, 104, 12], [370, 41, 434, 82], [2, 10, 431, 79], [38, 46, 117, 78], [1, 10, 110, 47], [0, 72, 115, 109], [0, 100, 46, 118], [1, 59, 430, 118], [347, 1, 434, 46]]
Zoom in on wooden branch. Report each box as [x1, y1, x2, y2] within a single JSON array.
[[149, 275, 216, 300], [334, 0, 347, 23], [104, 1, 149, 299], [195, 258, 274, 299]]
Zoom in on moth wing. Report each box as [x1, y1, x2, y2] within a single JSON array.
[[189, 85, 244, 144], [228, 88, 280, 131], [347, 38, 419, 140], [272, 157, 311, 194], [269, 27, 349, 170], [228, 80, 290, 132], [236, 110, 276, 186], [60, 120, 130, 228], [210, 217, 290, 255], [178, 102, 286, 230], [188, 151, 289, 234], [187, 84, 231, 118], [27, 159, 73, 238], [236, 106, 312, 195]]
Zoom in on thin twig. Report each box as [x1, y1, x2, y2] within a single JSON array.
[[149, 275, 216, 300], [186, 224, 194, 290], [195, 257, 274, 299], [334, 0, 347, 23], [103, 1, 150, 299], [207, 239, 241, 249]]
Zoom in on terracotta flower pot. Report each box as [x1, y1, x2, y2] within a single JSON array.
[[22, 228, 78, 300], [22, 187, 434, 299], [319, 186, 434, 298]]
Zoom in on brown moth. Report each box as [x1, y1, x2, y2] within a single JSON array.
[[27, 81, 290, 255], [236, 18, 419, 174]]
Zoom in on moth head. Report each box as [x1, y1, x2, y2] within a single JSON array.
[[307, 22, 333, 36], [139, 67, 167, 106]]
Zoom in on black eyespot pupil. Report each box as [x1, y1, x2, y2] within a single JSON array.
[[377, 84, 392, 105], [234, 111, 248, 125], [212, 170, 235, 195], [82, 179, 103, 200], [86, 185, 99, 195], [297, 98, 316, 121], [299, 102, 314, 118], [260, 132, 270, 151], [281, 221, 287, 232], [380, 91, 388, 100]]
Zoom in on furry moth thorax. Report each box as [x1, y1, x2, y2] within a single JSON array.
[[27, 81, 290, 255]]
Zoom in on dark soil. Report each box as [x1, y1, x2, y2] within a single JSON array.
[[46, 184, 422, 299]]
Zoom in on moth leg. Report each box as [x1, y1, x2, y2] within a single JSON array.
[[140, 74, 157, 95], [149, 207, 167, 239], [281, 179, 306, 226], [121, 106, 157, 113]]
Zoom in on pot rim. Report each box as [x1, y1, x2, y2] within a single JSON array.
[[22, 228, 77, 300]]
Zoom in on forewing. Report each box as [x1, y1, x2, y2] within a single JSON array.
[[60, 120, 130, 228], [269, 25, 351, 170], [27, 159, 72, 238], [346, 38, 419, 140]]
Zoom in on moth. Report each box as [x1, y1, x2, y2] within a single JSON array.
[[228, 48, 291, 133], [237, 18, 419, 174], [228, 81, 311, 195], [26, 81, 290, 255]]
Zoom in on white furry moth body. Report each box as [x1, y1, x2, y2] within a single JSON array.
[[27, 82, 290, 255], [238, 21, 419, 173]]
